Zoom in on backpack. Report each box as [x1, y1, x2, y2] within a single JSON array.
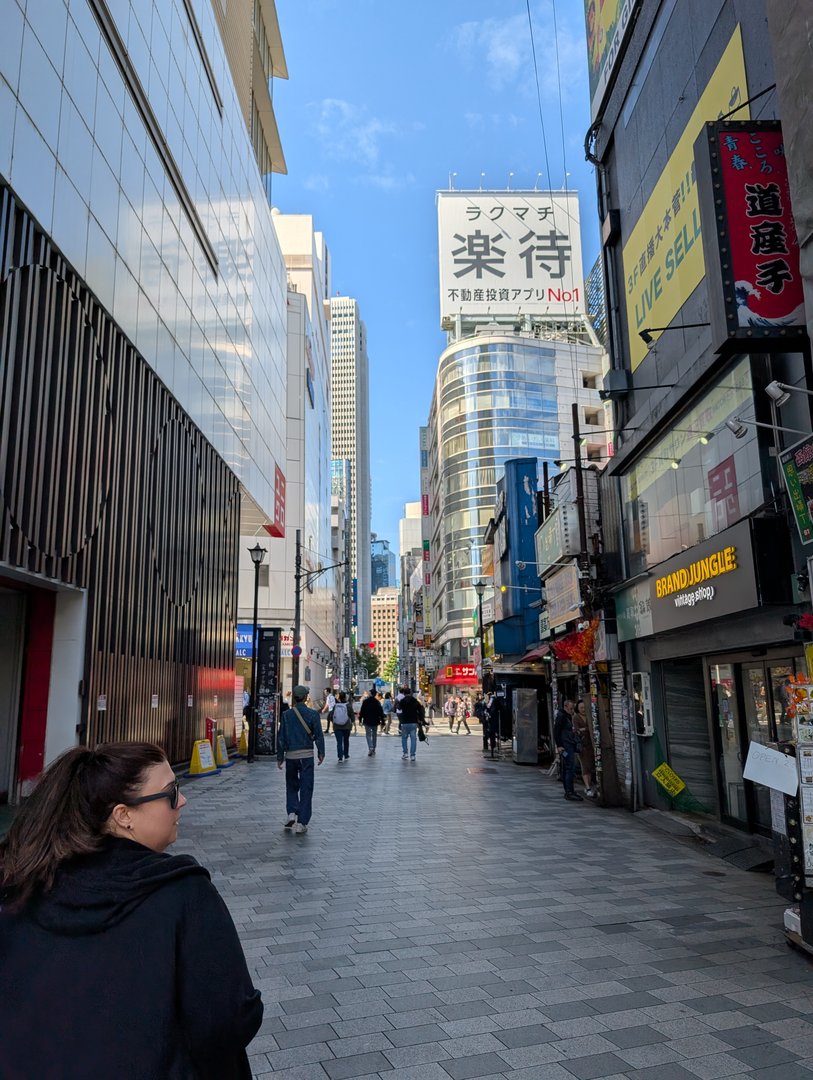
[[332, 702, 350, 726]]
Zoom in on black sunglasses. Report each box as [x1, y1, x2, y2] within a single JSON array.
[[125, 779, 181, 810]]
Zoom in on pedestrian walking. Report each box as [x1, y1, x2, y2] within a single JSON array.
[[331, 691, 352, 762], [0, 742, 263, 1080], [553, 699, 583, 802], [474, 694, 489, 751], [485, 693, 499, 755], [382, 691, 395, 733], [360, 689, 384, 755], [321, 685, 336, 733], [573, 698, 598, 798], [455, 694, 471, 734], [444, 695, 457, 731], [277, 685, 325, 832], [396, 686, 424, 762]]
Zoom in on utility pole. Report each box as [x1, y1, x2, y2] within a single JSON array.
[[571, 402, 588, 565], [292, 529, 302, 688]]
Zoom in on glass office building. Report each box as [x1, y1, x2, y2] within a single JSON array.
[[427, 331, 605, 650]]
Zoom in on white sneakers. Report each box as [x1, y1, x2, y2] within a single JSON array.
[[293, 823, 307, 834], [284, 813, 296, 828], [402, 753, 408, 760]]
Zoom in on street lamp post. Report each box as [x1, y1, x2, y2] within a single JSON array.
[[474, 580, 491, 755], [247, 542, 267, 764]]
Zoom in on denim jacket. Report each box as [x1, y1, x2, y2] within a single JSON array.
[[277, 704, 325, 761]]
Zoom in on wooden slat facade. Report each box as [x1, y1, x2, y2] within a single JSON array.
[[0, 183, 240, 762]]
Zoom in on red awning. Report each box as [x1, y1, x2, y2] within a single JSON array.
[[516, 644, 551, 664], [433, 672, 479, 686]]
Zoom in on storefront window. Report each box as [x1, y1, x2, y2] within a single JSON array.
[[621, 357, 768, 575]]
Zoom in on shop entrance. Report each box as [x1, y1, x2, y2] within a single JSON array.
[[710, 654, 803, 834], [0, 589, 26, 804]]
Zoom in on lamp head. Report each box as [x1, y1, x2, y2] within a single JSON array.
[[474, 580, 486, 599], [725, 418, 748, 440], [765, 380, 791, 407], [248, 542, 267, 565], [670, 459, 680, 470]]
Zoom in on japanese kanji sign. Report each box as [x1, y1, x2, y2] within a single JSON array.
[[438, 192, 584, 323], [621, 26, 748, 371], [779, 434, 813, 547], [694, 119, 806, 354], [264, 464, 286, 538]]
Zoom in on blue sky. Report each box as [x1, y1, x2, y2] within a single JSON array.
[[273, 0, 598, 554]]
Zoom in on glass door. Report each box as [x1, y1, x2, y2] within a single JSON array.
[[741, 663, 773, 832], [710, 663, 747, 826]]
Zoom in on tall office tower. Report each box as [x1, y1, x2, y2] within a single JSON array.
[[330, 296, 371, 642], [238, 212, 335, 693], [0, 0, 290, 793], [426, 190, 607, 659], [370, 588, 400, 672], [371, 535, 397, 592]]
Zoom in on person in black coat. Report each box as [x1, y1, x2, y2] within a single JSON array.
[[359, 690, 385, 756], [553, 699, 583, 802], [0, 741, 263, 1079]]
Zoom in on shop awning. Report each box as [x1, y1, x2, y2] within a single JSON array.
[[433, 671, 479, 686], [516, 644, 551, 664]]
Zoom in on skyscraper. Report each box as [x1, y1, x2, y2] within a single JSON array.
[[330, 297, 371, 642], [371, 535, 397, 592]]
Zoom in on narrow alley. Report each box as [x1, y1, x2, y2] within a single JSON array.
[[175, 737, 813, 1080]]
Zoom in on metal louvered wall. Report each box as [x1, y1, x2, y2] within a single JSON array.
[[0, 183, 241, 762]]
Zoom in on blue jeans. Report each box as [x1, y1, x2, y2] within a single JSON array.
[[364, 724, 378, 751], [285, 758, 314, 824], [561, 749, 576, 795], [334, 727, 350, 759], [401, 723, 418, 757]]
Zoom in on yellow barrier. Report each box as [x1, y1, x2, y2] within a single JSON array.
[[237, 727, 248, 757], [215, 734, 234, 768], [185, 739, 219, 778]]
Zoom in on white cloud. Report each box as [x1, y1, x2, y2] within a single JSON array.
[[450, 6, 587, 101], [303, 174, 330, 192], [312, 98, 397, 168], [359, 171, 416, 191]]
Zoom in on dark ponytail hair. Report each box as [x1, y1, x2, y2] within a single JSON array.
[[0, 741, 167, 910]]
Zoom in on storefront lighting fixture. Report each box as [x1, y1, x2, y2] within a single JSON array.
[[726, 415, 809, 440], [698, 432, 714, 445], [670, 459, 680, 470], [765, 380, 813, 408], [638, 322, 710, 348]]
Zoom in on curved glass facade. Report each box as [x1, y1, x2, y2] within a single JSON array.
[[430, 333, 600, 644]]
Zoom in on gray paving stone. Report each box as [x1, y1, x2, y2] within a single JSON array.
[[274, 1023, 338, 1049], [322, 1050, 395, 1078], [560, 1051, 630, 1078], [603, 1023, 669, 1049], [729, 1041, 800, 1068], [439, 1052, 511, 1079], [387, 1024, 449, 1047]]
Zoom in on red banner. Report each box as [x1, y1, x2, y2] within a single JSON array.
[[717, 124, 804, 327], [264, 465, 287, 538]]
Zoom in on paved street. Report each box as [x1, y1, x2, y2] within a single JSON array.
[[175, 733, 813, 1080]]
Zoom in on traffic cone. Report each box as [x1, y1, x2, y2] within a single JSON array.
[[184, 739, 219, 778], [237, 727, 249, 757]]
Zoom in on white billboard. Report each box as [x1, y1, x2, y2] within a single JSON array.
[[438, 191, 584, 323]]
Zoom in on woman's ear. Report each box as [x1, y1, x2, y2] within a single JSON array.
[[108, 803, 134, 834]]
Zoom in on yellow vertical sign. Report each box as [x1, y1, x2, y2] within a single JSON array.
[[623, 26, 749, 370]]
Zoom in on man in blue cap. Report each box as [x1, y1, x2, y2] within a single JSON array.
[[277, 685, 325, 833]]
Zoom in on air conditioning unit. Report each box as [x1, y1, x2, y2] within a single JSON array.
[[631, 672, 654, 737]]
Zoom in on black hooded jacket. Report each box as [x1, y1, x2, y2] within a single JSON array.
[[0, 836, 263, 1080]]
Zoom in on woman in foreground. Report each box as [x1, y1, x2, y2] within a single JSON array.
[[0, 742, 263, 1079]]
